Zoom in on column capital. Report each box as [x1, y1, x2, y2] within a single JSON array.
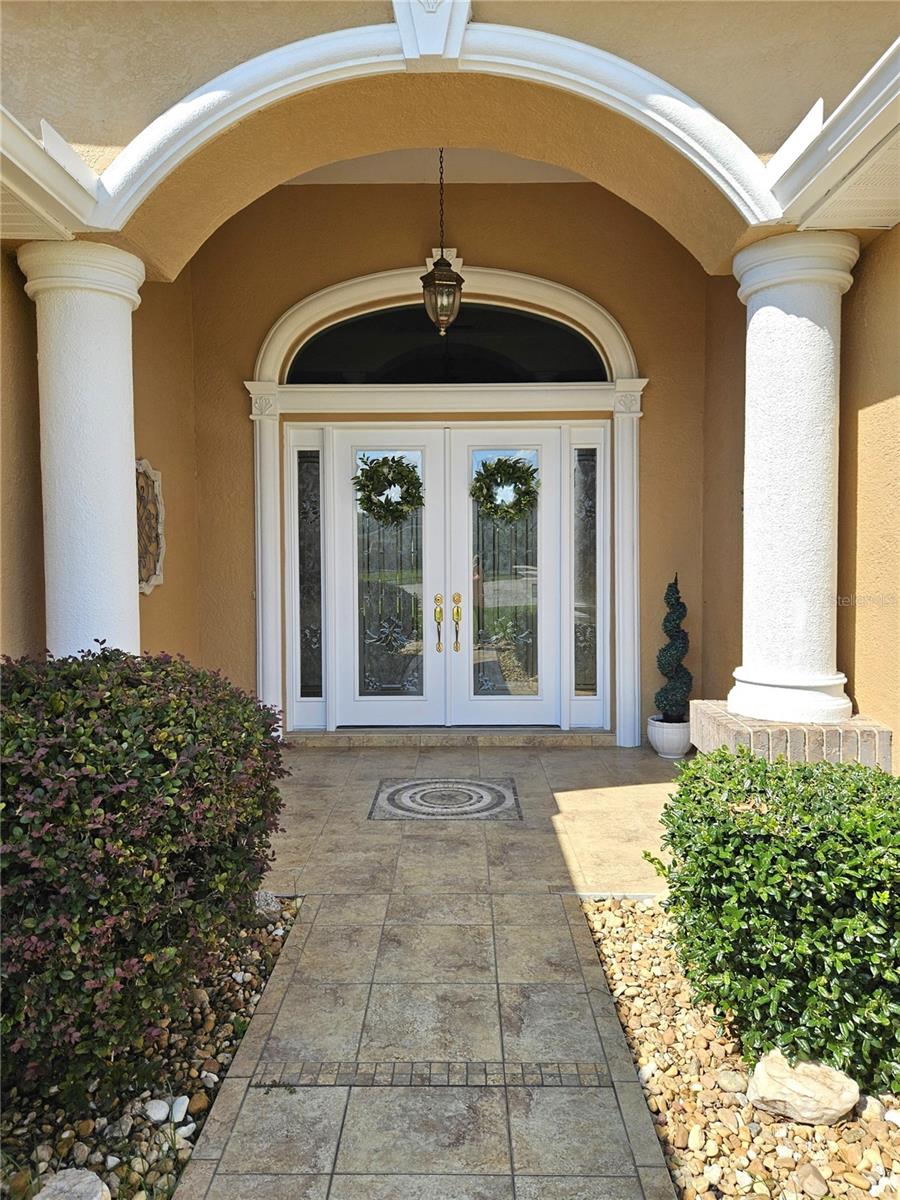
[[17, 240, 145, 310], [733, 230, 859, 305]]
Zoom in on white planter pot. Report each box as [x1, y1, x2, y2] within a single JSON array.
[[647, 714, 692, 759]]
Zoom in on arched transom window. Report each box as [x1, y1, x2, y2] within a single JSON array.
[[286, 303, 609, 385]]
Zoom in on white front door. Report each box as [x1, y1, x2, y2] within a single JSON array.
[[333, 426, 561, 726], [333, 428, 447, 725], [448, 428, 561, 725]]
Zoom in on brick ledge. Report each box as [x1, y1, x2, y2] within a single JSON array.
[[690, 699, 892, 770]]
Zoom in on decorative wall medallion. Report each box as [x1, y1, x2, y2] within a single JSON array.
[[369, 777, 521, 821], [136, 458, 165, 593]]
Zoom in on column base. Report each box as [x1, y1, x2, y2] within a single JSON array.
[[727, 668, 852, 724], [690, 700, 892, 770]]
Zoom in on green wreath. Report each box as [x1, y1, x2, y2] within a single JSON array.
[[352, 454, 424, 526], [470, 456, 540, 524]]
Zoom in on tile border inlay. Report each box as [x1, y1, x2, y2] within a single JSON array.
[[251, 1060, 611, 1087]]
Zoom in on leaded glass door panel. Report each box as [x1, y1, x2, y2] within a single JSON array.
[[333, 429, 447, 725], [448, 428, 562, 725]]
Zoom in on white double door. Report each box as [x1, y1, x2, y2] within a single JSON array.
[[333, 427, 561, 726]]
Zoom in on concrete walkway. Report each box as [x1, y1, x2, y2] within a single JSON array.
[[175, 743, 678, 1199]]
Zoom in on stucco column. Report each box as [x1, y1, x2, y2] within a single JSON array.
[[728, 231, 859, 723], [17, 241, 145, 656]]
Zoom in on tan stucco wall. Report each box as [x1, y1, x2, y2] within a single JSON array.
[[133, 268, 200, 660], [2, 1, 894, 165], [0, 1, 393, 172], [839, 225, 900, 771], [0, 250, 44, 657], [188, 182, 709, 717], [701, 277, 746, 702]]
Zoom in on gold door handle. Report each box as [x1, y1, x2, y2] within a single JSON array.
[[433, 594, 444, 652], [451, 592, 462, 652]]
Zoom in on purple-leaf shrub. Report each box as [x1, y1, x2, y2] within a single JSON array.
[[1, 648, 284, 1098]]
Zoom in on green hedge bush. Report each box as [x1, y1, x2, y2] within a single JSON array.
[[649, 746, 900, 1092], [1, 648, 284, 1098]]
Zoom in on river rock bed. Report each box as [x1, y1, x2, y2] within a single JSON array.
[[1, 899, 298, 1200], [583, 898, 899, 1200]]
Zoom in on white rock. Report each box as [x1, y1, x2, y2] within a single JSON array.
[[718, 1068, 749, 1093], [37, 1170, 111, 1200], [231, 970, 246, 984], [170, 1095, 189, 1124], [704, 1164, 723, 1185], [735, 1170, 754, 1190], [105, 1156, 121, 1169], [883, 1108, 900, 1128], [857, 1094, 885, 1122], [178, 1122, 196, 1140], [254, 888, 280, 917], [109, 1115, 133, 1140], [638, 1063, 656, 1084], [201, 1071, 219, 1087], [143, 1099, 170, 1124], [746, 1050, 859, 1125]]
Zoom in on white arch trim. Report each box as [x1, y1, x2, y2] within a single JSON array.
[[246, 262, 646, 748], [254, 258, 639, 383], [94, 20, 782, 230]]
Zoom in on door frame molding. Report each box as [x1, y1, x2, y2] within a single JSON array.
[[246, 262, 647, 745]]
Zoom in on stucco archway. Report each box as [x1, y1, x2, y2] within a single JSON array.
[[245, 260, 646, 745], [87, 12, 783, 278]]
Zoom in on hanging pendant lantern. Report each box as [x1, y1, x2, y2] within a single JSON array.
[[421, 148, 464, 336]]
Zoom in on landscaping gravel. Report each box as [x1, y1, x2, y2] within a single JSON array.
[[1, 900, 298, 1200], [583, 898, 899, 1200]]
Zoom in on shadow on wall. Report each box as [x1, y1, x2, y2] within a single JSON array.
[[837, 225, 900, 768]]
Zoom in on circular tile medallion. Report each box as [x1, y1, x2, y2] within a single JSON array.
[[377, 778, 515, 819]]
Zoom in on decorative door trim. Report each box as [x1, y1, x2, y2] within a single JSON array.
[[247, 265, 646, 746]]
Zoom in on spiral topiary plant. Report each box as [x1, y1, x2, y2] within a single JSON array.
[[654, 574, 692, 722]]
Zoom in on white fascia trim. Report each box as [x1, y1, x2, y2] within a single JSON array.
[[0, 107, 97, 234], [765, 100, 824, 185], [90, 21, 780, 231], [271, 383, 615, 415], [253, 260, 639, 383], [772, 39, 900, 221]]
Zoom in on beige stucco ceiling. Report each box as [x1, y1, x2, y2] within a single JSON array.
[[285, 149, 586, 186]]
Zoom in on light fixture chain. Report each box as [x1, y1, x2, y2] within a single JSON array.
[[439, 146, 445, 256]]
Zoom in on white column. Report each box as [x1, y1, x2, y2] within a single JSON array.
[[17, 241, 145, 656], [729, 231, 859, 723], [613, 379, 647, 747], [245, 384, 282, 716]]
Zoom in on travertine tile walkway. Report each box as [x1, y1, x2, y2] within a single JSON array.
[[175, 744, 678, 1200]]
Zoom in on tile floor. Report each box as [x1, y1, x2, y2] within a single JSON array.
[[175, 742, 679, 1200]]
